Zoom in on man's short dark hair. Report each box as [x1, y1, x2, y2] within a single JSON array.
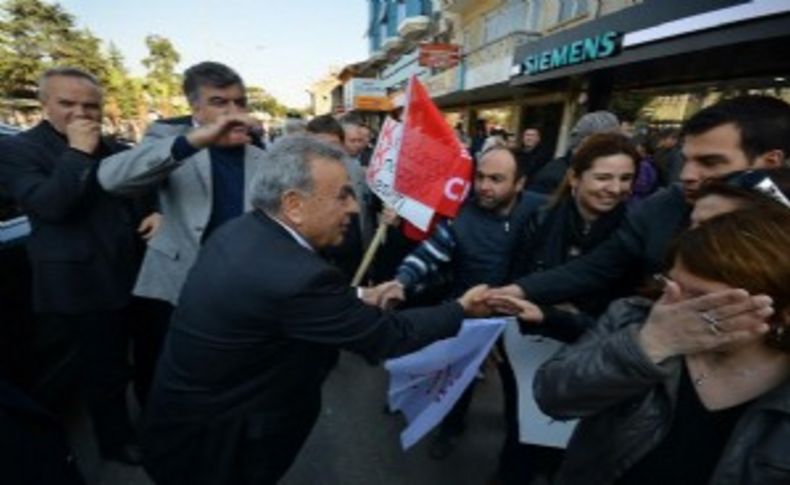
[[182, 61, 244, 104], [681, 95, 790, 161], [38, 67, 101, 101], [306, 115, 345, 143], [479, 146, 526, 181]]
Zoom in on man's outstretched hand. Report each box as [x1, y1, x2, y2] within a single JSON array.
[[457, 285, 492, 318]]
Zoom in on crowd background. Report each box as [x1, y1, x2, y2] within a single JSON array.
[[1, 42, 790, 485]]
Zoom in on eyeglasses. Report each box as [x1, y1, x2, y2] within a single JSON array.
[[723, 170, 790, 208]]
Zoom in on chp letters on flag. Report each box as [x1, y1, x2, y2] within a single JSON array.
[[367, 76, 473, 234]]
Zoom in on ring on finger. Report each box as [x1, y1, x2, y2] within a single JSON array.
[[700, 311, 723, 335]]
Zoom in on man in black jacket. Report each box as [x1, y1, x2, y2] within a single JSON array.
[[142, 136, 491, 485], [492, 95, 790, 305], [516, 127, 552, 180], [0, 67, 140, 463]]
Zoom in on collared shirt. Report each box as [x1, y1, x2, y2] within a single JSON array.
[[266, 212, 367, 298], [267, 213, 314, 252]]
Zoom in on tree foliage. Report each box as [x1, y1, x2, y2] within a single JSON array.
[[141, 34, 183, 117], [0, 0, 287, 129], [246, 85, 288, 118]]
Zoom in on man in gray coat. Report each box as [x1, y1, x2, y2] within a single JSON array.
[[98, 62, 265, 306]]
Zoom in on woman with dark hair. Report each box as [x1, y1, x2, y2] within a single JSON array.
[[510, 132, 640, 337], [492, 133, 638, 485], [531, 207, 790, 485]]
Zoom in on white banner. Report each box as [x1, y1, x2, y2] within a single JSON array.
[[503, 322, 577, 448], [385, 318, 510, 449], [366, 116, 435, 231]]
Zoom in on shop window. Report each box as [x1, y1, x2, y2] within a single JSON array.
[[378, 0, 390, 42], [558, 0, 590, 23]]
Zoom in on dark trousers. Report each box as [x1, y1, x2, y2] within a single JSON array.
[[145, 404, 321, 485], [38, 310, 134, 453], [438, 381, 477, 436], [128, 298, 172, 408]]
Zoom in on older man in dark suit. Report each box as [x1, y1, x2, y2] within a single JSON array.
[[0, 67, 141, 463], [142, 136, 490, 484]]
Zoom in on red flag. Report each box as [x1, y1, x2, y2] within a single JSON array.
[[401, 217, 438, 242], [395, 76, 473, 219]]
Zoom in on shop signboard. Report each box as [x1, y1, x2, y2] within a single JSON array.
[[521, 31, 622, 76], [343, 78, 392, 112], [418, 43, 462, 69]]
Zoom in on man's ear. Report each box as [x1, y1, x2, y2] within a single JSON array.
[[755, 149, 786, 169], [280, 190, 305, 225]]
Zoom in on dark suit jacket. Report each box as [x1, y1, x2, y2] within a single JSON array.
[[143, 211, 463, 485], [0, 121, 139, 314], [517, 143, 553, 180]]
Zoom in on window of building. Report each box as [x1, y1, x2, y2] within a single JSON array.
[[558, 0, 590, 23], [380, 21, 389, 42], [397, 0, 406, 25], [483, 0, 528, 44], [527, 0, 544, 31]]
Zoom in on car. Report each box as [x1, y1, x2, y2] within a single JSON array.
[[0, 123, 40, 397], [0, 123, 30, 244]]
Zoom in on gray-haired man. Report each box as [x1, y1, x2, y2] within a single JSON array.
[[141, 136, 491, 485], [0, 67, 142, 464]]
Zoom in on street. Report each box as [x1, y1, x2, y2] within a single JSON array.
[[73, 353, 505, 485]]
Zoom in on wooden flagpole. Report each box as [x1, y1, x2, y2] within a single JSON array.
[[351, 221, 388, 286]]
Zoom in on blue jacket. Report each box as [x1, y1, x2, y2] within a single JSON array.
[[397, 192, 546, 298]]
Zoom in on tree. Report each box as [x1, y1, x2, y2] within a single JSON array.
[[104, 43, 145, 124], [247, 85, 287, 118], [141, 34, 183, 117], [0, 0, 77, 98]]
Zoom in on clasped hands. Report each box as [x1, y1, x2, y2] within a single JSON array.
[[360, 280, 545, 321]]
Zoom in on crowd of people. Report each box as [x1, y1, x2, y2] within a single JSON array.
[[0, 59, 789, 485]]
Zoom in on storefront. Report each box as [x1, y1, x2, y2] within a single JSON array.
[[510, 0, 790, 148]]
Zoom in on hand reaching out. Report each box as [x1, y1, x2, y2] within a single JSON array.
[[485, 294, 544, 323], [360, 280, 406, 309], [486, 284, 526, 300], [457, 284, 492, 318]]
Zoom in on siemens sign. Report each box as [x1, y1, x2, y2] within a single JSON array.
[[521, 31, 622, 76]]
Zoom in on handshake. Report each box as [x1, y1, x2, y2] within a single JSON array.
[[360, 281, 544, 321]]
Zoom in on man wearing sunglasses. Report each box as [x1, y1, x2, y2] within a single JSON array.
[[98, 62, 265, 309]]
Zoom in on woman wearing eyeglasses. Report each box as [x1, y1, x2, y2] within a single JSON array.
[[530, 207, 790, 485]]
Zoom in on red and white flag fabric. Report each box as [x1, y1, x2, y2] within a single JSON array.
[[367, 76, 473, 234], [396, 75, 473, 219]]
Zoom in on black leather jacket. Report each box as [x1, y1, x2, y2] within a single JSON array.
[[535, 297, 790, 485]]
